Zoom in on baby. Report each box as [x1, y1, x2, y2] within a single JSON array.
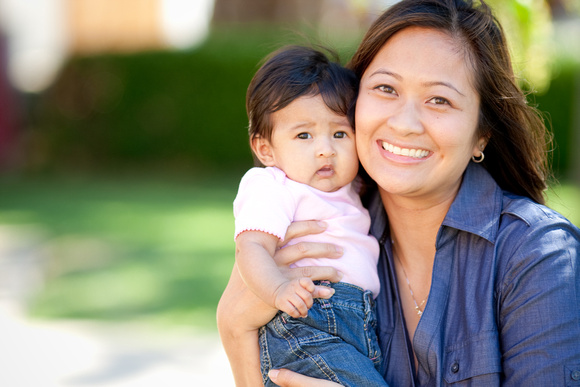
[[233, 46, 387, 386]]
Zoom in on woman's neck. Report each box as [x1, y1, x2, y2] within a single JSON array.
[[379, 189, 455, 268]]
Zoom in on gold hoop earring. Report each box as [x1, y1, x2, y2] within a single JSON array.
[[472, 151, 484, 163]]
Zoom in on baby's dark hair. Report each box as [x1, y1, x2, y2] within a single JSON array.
[[246, 45, 358, 148]]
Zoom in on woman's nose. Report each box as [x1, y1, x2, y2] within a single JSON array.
[[387, 100, 424, 135]]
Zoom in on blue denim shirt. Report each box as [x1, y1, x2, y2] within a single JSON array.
[[370, 163, 580, 386]]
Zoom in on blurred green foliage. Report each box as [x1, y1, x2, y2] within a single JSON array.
[[23, 25, 357, 174], [487, 0, 553, 92], [533, 62, 578, 178], [21, 23, 579, 178]]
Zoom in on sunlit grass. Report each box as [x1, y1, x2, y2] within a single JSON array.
[[0, 173, 578, 332], [0, 173, 241, 331]]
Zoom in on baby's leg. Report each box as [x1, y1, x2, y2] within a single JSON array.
[[259, 300, 388, 387]]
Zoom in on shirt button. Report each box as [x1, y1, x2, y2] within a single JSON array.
[[451, 362, 460, 374], [571, 370, 580, 381]]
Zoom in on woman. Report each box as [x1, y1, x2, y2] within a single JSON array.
[[217, 0, 580, 385]]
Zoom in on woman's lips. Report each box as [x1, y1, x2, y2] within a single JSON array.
[[381, 141, 429, 158]]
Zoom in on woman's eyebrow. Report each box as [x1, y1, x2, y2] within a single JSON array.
[[369, 69, 465, 96], [369, 69, 401, 81], [421, 81, 465, 96]]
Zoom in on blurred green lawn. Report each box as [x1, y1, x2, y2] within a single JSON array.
[[0, 173, 578, 331], [0, 172, 242, 331]]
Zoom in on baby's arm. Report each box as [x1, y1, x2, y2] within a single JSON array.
[[236, 230, 315, 318]]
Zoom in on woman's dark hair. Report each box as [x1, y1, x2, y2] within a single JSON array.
[[246, 45, 358, 163], [349, 0, 551, 204]]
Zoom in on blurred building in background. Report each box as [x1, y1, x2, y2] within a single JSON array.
[[0, 0, 215, 94]]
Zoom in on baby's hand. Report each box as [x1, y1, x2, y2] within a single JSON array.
[[274, 278, 316, 318]]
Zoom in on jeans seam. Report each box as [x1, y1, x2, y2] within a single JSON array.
[[259, 326, 272, 384]]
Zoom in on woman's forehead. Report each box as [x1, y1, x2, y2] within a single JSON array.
[[364, 27, 477, 90]]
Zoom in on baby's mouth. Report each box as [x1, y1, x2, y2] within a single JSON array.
[[317, 165, 335, 176]]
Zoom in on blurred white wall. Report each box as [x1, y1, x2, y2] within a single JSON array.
[[0, 0, 69, 93], [0, 0, 216, 93]]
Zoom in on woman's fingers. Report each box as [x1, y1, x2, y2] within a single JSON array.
[[268, 369, 341, 387], [282, 265, 344, 283], [280, 220, 328, 245], [275, 241, 343, 266]]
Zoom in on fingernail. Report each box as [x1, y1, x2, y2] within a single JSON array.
[[335, 246, 343, 254], [317, 221, 327, 229], [337, 271, 344, 280], [269, 369, 279, 380], [320, 288, 335, 298]]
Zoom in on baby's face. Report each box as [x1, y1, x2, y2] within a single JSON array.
[[264, 94, 359, 192]]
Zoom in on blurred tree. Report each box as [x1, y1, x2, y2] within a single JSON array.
[[486, 0, 553, 92]]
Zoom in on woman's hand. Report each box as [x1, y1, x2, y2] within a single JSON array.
[[275, 220, 344, 298], [217, 220, 343, 386], [268, 369, 342, 386]]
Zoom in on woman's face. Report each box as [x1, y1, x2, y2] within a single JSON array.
[[355, 26, 486, 204]]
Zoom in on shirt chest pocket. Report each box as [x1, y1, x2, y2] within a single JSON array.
[[444, 331, 502, 384]]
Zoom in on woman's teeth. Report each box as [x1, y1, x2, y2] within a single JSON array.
[[381, 141, 429, 158]]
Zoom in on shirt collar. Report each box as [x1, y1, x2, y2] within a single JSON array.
[[442, 163, 502, 243]]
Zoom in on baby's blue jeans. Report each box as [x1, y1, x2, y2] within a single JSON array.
[[259, 281, 388, 386]]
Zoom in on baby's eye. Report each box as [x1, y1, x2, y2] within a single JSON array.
[[376, 85, 396, 94], [297, 133, 312, 139], [428, 96, 450, 105], [334, 131, 347, 139]]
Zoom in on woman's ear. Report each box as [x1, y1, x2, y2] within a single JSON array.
[[250, 135, 276, 167], [473, 135, 488, 155]]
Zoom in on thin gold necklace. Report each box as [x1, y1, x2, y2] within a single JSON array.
[[394, 253, 426, 316]]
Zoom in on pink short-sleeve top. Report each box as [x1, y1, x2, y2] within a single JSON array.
[[234, 167, 380, 297]]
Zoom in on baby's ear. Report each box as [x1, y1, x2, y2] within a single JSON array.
[[251, 136, 276, 167]]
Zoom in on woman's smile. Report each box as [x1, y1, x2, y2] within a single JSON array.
[[380, 140, 430, 159]]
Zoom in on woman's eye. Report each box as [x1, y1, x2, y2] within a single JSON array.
[[376, 85, 396, 94], [334, 131, 347, 139], [428, 96, 450, 105], [297, 133, 312, 139]]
